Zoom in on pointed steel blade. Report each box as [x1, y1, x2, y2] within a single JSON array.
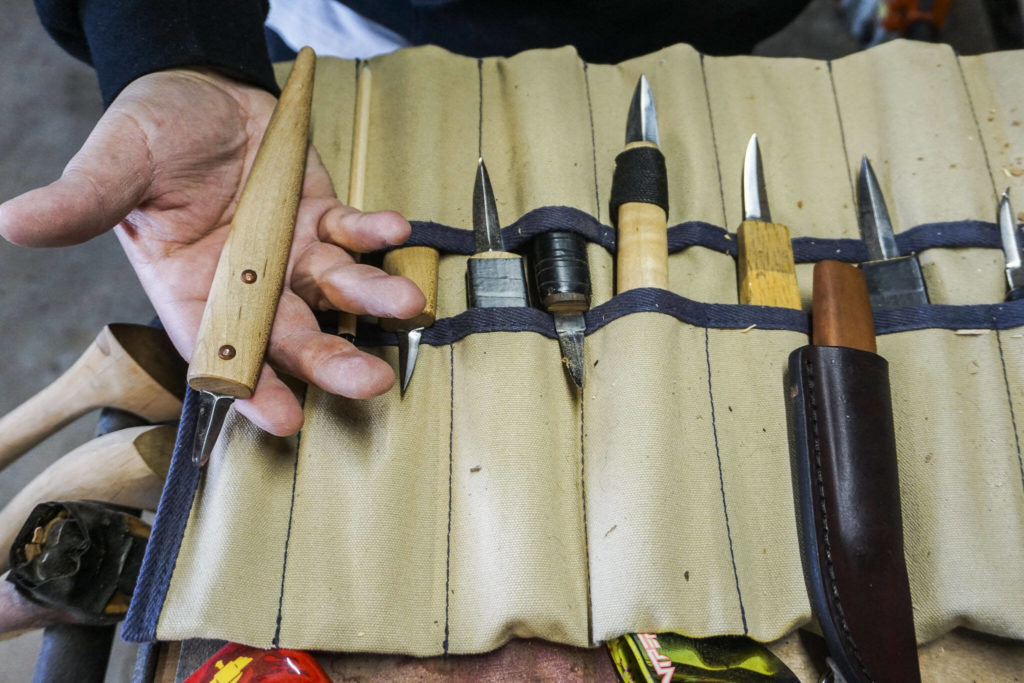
[[856, 157, 899, 261], [554, 312, 586, 389], [625, 74, 660, 146], [192, 390, 234, 466], [999, 188, 1024, 292], [397, 327, 422, 397], [473, 158, 503, 253], [742, 133, 771, 222]]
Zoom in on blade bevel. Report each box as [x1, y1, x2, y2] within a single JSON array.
[[554, 312, 586, 389], [742, 134, 771, 222], [473, 158, 504, 253], [625, 74, 660, 147], [856, 157, 899, 261]]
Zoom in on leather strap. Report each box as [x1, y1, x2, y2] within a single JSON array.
[[788, 345, 921, 683]]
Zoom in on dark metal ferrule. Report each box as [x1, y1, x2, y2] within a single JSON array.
[[465, 257, 529, 309], [531, 231, 591, 313], [859, 256, 929, 309]]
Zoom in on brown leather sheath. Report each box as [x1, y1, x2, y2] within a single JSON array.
[[788, 345, 921, 683]]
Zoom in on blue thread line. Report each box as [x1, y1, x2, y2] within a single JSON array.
[[273, 427, 303, 648], [994, 322, 1024, 498], [705, 329, 748, 634], [442, 342, 454, 654], [123, 385, 202, 642]]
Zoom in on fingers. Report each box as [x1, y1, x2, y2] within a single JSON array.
[[233, 365, 306, 437], [319, 205, 411, 252], [267, 290, 398, 399], [292, 242, 425, 318], [0, 110, 152, 247]]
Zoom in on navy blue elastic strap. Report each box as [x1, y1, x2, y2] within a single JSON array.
[[396, 206, 1015, 264]]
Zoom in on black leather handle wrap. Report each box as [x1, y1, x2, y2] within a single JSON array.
[[610, 145, 668, 218], [787, 345, 921, 683], [531, 231, 591, 311]]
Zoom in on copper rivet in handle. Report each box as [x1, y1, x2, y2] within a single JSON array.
[[218, 345, 236, 360], [241, 270, 258, 283]]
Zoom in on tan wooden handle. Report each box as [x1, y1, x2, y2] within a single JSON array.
[[187, 47, 316, 397], [380, 246, 439, 331], [615, 201, 668, 293], [0, 325, 182, 472], [336, 60, 373, 339], [736, 220, 802, 309], [0, 425, 174, 574]]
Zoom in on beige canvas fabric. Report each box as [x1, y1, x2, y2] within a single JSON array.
[[156, 41, 1024, 654]]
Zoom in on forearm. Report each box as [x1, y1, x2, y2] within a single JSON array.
[[34, 0, 279, 105]]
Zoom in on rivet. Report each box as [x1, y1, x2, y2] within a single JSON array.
[[218, 345, 236, 360], [241, 270, 258, 283]]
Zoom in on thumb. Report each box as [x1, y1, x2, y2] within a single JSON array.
[[0, 110, 153, 247]]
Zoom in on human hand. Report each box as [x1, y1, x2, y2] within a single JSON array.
[[0, 68, 424, 436]]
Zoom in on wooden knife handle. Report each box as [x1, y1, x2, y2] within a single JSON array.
[[187, 47, 316, 398], [616, 200, 668, 293], [812, 260, 877, 353], [614, 141, 668, 294], [736, 219, 801, 309], [380, 246, 439, 331]]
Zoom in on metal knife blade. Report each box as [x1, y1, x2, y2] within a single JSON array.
[[855, 156, 928, 309], [473, 158, 504, 253], [626, 74, 660, 147], [857, 156, 899, 261], [742, 134, 771, 223], [999, 188, 1024, 296]]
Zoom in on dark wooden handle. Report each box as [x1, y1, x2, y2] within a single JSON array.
[[812, 260, 876, 353]]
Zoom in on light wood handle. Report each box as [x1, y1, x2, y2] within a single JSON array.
[[736, 220, 802, 309], [615, 201, 668, 293], [0, 325, 182, 472], [187, 47, 316, 397], [0, 425, 174, 574], [337, 60, 373, 339], [380, 246, 439, 331]]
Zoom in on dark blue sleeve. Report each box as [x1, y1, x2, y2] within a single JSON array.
[[34, 0, 280, 106]]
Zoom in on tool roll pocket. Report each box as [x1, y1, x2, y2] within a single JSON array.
[[133, 208, 1024, 655], [123, 42, 1024, 655]]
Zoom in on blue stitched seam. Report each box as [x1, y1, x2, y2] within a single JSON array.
[[273, 424, 303, 648], [443, 342, 455, 654], [705, 329, 748, 633], [994, 323, 1024, 497]]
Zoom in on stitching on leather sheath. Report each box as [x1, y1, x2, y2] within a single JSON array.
[[806, 359, 872, 680]]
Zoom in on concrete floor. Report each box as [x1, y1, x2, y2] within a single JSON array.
[[0, 0, 1004, 680]]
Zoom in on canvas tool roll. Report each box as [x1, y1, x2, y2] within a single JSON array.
[[125, 40, 1024, 655]]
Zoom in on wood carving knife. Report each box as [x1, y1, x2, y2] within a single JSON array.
[[465, 159, 528, 309], [380, 246, 439, 396], [856, 156, 929, 309], [998, 188, 1024, 302], [612, 74, 669, 294], [789, 260, 921, 682], [736, 134, 802, 309], [530, 231, 590, 389], [188, 47, 316, 467]]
